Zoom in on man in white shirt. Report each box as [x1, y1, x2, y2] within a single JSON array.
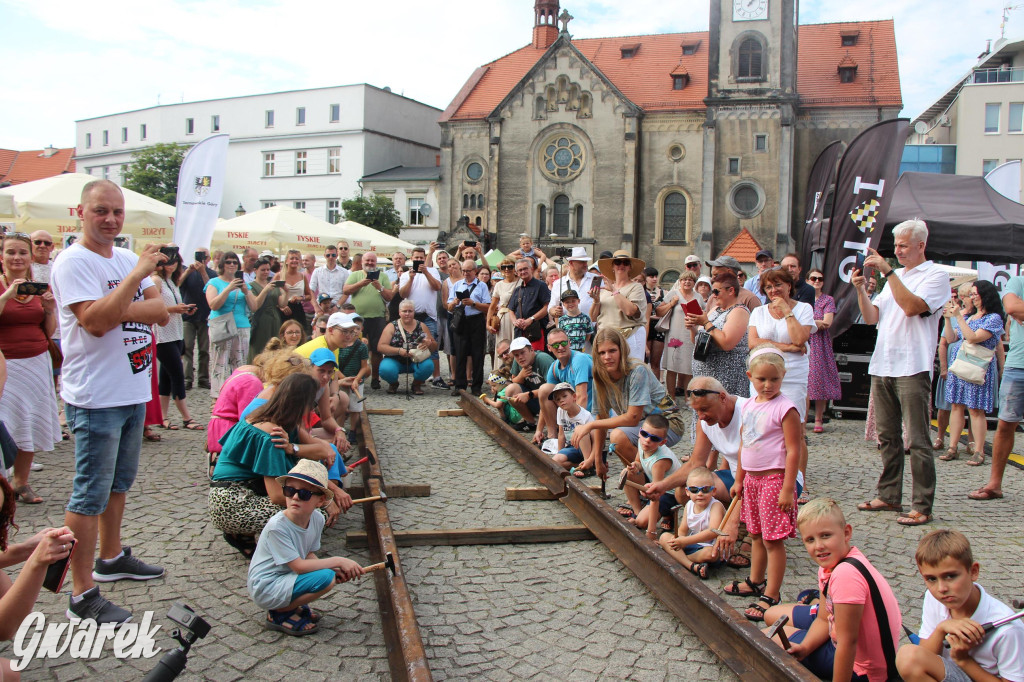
[[852, 219, 950, 526], [51, 179, 170, 625], [310, 245, 350, 314], [399, 246, 444, 385], [548, 247, 597, 320], [241, 248, 259, 285], [745, 250, 775, 305]]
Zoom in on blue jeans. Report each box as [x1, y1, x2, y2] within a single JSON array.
[[379, 356, 433, 384], [66, 403, 146, 515], [421, 316, 440, 361]]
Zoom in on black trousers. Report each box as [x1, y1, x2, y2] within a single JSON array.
[[454, 314, 486, 392]]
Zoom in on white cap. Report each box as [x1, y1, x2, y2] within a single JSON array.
[[327, 312, 360, 329], [509, 337, 532, 352]]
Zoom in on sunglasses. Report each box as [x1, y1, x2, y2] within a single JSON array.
[[326, 253, 337, 257], [223, 260, 240, 265], [808, 276, 824, 282], [548, 340, 569, 349], [686, 263, 700, 268], [317, 326, 327, 333], [500, 265, 515, 270], [33, 240, 53, 246], [686, 485, 715, 494], [639, 429, 664, 443], [685, 388, 718, 398], [338, 246, 349, 249], [612, 259, 632, 267], [711, 289, 720, 296], [281, 485, 325, 501]]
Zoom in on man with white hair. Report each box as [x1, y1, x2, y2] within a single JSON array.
[[548, 247, 597, 319], [852, 218, 949, 527]]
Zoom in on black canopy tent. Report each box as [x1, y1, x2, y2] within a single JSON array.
[[878, 171, 1024, 262]]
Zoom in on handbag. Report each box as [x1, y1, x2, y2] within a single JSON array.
[[692, 328, 715, 361], [949, 341, 994, 385], [655, 302, 673, 333], [209, 313, 238, 344], [398, 322, 430, 363]]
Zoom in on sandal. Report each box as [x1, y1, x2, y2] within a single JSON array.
[[299, 604, 322, 624], [857, 499, 902, 512], [386, 383, 398, 395], [967, 488, 1003, 501], [223, 533, 257, 559], [616, 504, 636, 519], [724, 577, 766, 598], [813, 422, 823, 434], [411, 387, 425, 395], [931, 437, 945, 451], [797, 490, 810, 506], [687, 562, 710, 579], [181, 419, 204, 431], [159, 419, 179, 430], [265, 608, 318, 636], [896, 510, 933, 526], [745, 594, 781, 622], [966, 451, 985, 467], [797, 589, 820, 605], [143, 429, 161, 442], [14, 484, 43, 505], [725, 554, 751, 569], [939, 445, 959, 461]]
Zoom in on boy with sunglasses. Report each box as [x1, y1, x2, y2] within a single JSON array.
[[248, 460, 363, 636], [624, 414, 682, 539], [658, 467, 725, 579]]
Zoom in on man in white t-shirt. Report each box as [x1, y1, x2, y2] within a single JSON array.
[[51, 180, 170, 625], [853, 219, 950, 527], [310, 244, 350, 313], [547, 247, 598, 319], [399, 246, 444, 384]]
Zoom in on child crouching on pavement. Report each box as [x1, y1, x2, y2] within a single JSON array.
[[248, 460, 363, 636], [480, 371, 525, 428], [658, 466, 724, 579], [548, 382, 597, 476], [763, 498, 902, 681], [896, 529, 1024, 682], [624, 414, 682, 539]]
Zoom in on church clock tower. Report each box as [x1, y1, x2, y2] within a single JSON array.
[[701, 0, 799, 259]]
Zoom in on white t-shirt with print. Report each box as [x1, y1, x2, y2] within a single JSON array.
[[557, 406, 594, 443], [52, 244, 155, 409]]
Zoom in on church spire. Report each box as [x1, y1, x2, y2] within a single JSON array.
[[533, 0, 559, 50]]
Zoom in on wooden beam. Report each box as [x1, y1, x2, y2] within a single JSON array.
[[436, 408, 466, 417], [346, 525, 594, 548], [366, 408, 405, 415], [345, 484, 431, 499], [506, 485, 602, 500]]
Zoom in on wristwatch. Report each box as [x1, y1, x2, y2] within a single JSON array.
[[291, 443, 299, 454], [884, 269, 896, 278]]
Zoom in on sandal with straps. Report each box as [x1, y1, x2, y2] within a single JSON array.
[[939, 445, 959, 461], [687, 562, 710, 579], [265, 607, 318, 636], [745, 594, 781, 622], [724, 577, 766, 598], [14, 484, 43, 505], [181, 419, 204, 431]]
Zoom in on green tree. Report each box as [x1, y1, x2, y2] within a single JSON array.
[[341, 193, 403, 236], [122, 143, 188, 205]]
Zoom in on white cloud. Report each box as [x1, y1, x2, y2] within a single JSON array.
[[0, 0, 1017, 149]]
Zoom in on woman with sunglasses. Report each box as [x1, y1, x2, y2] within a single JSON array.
[[686, 272, 750, 399], [806, 268, 842, 434], [590, 251, 648, 362], [246, 258, 289, 363], [206, 251, 261, 398], [487, 258, 520, 348], [0, 232, 61, 504], [273, 250, 313, 336]]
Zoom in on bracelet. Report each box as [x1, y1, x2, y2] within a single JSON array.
[[884, 269, 896, 278]]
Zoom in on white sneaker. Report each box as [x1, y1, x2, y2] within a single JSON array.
[[30, 462, 43, 472]]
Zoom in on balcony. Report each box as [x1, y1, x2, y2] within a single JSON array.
[[972, 67, 1024, 84]]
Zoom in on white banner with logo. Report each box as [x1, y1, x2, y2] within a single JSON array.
[[174, 134, 229, 266]]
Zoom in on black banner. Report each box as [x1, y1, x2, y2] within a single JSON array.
[[800, 141, 843, 273], [824, 119, 910, 339]]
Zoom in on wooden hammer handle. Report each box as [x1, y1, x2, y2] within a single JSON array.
[[624, 480, 646, 491], [719, 495, 741, 528], [363, 561, 388, 572], [349, 495, 383, 505]]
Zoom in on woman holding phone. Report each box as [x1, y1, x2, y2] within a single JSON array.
[[206, 251, 260, 398], [247, 258, 289, 362], [0, 232, 60, 504], [273, 250, 312, 336], [658, 270, 705, 398], [153, 254, 203, 430]]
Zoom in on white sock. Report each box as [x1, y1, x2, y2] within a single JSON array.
[[102, 550, 124, 563]]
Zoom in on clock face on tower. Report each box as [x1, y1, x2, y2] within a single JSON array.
[[733, 0, 768, 21]]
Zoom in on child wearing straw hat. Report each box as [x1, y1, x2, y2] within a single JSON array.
[[247, 460, 363, 636]]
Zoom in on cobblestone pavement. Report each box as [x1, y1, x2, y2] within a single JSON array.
[[5, 366, 1023, 680]]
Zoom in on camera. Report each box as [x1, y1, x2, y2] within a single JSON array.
[[465, 240, 477, 248], [159, 246, 180, 262], [16, 281, 49, 296], [554, 247, 573, 258], [365, 269, 380, 281], [167, 603, 211, 638], [411, 260, 424, 273], [141, 603, 210, 682]]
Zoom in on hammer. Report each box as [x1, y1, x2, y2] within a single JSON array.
[[346, 449, 377, 469], [349, 492, 387, 505], [362, 552, 396, 576], [765, 614, 790, 649], [617, 468, 646, 492], [710, 495, 742, 537], [351, 384, 367, 404]]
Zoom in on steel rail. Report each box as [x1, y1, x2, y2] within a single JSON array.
[[356, 411, 433, 682], [458, 392, 817, 682]]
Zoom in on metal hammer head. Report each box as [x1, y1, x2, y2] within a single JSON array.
[[367, 449, 376, 465], [382, 551, 395, 575], [765, 614, 790, 648], [617, 468, 628, 491], [378, 492, 387, 503]]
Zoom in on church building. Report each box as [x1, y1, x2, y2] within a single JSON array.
[[438, 0, 902, 281]]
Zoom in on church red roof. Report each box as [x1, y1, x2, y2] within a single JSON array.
[[720, 227, 763, 263], [0, 148, 76, 185], [443, 20, 900, 121]]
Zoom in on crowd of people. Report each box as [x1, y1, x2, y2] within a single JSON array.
[[1, 181, 1023, 679]]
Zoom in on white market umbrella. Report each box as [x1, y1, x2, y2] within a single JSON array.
[[0, 173, 175, 248], [334, 220, 415, 253], [212, 206, 347, 254]]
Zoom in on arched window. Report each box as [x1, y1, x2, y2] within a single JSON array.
[[475, 216, 482, 227], [463, 194, 469, 209], [663, 192, 687, 242], [575, 205, 584, 238], [738, 38, 763, 80], [470, 194, 476, 209], [538, 205, 547, 236], [477, 194, 484, 207], [553, 195, 570, 237]]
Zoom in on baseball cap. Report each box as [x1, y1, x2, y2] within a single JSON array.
[[560, 288, 580, 302], [259, 249, 274, 258], [509, 337, 532, 352], [309, 348, 337, 367], [317, 293, 334, 303], [327, 312, 360, 329], [755, 249, 773, 261], [705, 255, 741, 270], [684, 255, 701, 265], [697, 275, 713, 287], [548, 382, 575, 401]]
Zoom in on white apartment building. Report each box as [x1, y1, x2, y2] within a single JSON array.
[[74, 84, 442, 222]]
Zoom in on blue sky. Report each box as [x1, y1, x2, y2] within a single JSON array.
[[0, 0, 1016, 150]]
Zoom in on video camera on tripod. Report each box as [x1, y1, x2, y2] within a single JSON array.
[[141, 603, 211, 682]]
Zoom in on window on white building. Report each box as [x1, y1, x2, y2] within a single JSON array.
[[263, 153, 275, 177], [409, 198, 425, 226], [265, 110, 275, 128], [296, 107, 306, 125], [985, 103, 1000, 133], [102, 166, 109, 179], [1010, 103, 1024, 134], [294, 201, 306, 211], [121, 127, 127, 143], [329, 104, 340, 123], [140, 124, 147, 140], [983, 159, 999, 175], [327, 200, 341, 224], [328, 148, 341, 174], [262, 201, 277, 209], [211, 115, 220, 132], [86, 133, 92, 148], [553, 195, 570, 237], [102, 130, 109, 146], [185, 118, 194, 135], [295, 151, 307, 175]]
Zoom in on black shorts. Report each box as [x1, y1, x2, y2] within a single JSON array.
[[362, 316, 387, 353]]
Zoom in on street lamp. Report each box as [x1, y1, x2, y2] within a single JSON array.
[[235, 203, 246, 217]]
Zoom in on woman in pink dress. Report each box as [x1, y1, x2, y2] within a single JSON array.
[[806, 269, 842, 433]]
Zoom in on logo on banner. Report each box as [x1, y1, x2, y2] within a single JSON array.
[[193, 176, 212, 197], [850, 199, 881, 233]]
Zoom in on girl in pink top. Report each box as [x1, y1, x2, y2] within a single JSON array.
[[206, 366, 263, 475], [725, 345, 801, 622]]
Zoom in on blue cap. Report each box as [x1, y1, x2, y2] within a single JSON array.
[[309, 348, 337, 367]]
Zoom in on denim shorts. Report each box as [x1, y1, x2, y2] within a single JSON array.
[[998, 367, 1024, 423], [421, 316, 440, 361], [66, 403, 146, 516], [558, 446, 583, 463]]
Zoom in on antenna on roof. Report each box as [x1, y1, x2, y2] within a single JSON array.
[[1002, 3, 1023, 39]]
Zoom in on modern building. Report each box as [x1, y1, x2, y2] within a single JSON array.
[[74, 84, 442, 222], [0, 146, 76, 186], [439, 0, 903, 281], [359, 164, 443, 245], [909, 36, 1023, 200]]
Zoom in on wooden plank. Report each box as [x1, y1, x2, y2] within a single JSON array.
[[347, 525, 594, 548], [436, 408, 466, 417], [345, 484, 431, 499], [367, 408, 405, 415], [506, 485, 602, 501]]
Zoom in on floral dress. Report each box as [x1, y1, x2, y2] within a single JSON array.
[[690, 304, 749, 398], [807, 294, 842, 401], [945, 312, 1004, 412]]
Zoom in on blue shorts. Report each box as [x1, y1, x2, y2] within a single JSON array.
[[559, 446, 583, 463], [291, 568, 336, 601], [715, 468, 735, 490], [66, 403, 145, 516], [422, 316, 440, 362], [998, 366, 1024, 423], [788, 629, 868, 682], [791, 604, 818, 629]]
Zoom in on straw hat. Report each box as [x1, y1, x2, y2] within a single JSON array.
[[597, 249, 646, 280], [276, 460, 333, 503]]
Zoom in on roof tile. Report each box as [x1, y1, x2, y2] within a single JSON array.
[[720, 227, 763, 263], [0, 148, 76, 185]]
